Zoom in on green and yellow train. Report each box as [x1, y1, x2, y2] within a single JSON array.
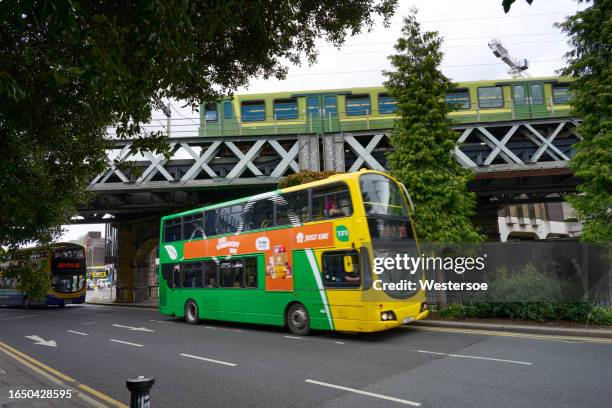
[[198, 76, 572, 137]]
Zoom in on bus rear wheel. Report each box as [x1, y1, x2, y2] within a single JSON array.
[[286, 303, 310, 336], [184, 300, 200, 325]]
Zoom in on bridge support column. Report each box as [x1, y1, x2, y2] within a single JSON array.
[[473, 201, 502, 242], [298, 134, 320, 171], [322, 133, 345, 172], [116, 225, 135, 302], [112, 217, 161, 303]]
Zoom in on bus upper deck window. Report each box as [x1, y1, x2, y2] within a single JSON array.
[[312, 183, 352, 221], [360, 174, 407, 216]]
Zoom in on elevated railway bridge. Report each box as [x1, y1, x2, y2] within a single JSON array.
[[81, 78, 581, 301]]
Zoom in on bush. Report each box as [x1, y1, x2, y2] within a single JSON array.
[[437, 263, 612, 326], [278, 171, 338, 188]]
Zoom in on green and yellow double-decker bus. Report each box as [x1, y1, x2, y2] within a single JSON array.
[[158, 170, 428, 334]]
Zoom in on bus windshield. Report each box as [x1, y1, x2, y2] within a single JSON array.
[[52, 274, 85, 293], [360, 173, 407, 216]]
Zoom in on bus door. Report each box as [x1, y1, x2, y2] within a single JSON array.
[[306, 94, 340, 134], [512, 82, 547, 119]]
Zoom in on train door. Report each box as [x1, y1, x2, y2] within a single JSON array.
[[512, 82, 547, 119], [306, 94, 339, 134]]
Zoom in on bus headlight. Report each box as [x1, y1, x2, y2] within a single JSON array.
[[381, 311, 396, 321]]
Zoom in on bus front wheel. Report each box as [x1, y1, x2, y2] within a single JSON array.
[[184, 300, 200, 325], [286, 303, 310, 336]]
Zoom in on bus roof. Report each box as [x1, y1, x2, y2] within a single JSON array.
[[162, 169, 394, 220]]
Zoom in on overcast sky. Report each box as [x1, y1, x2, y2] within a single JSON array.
[[61, 0, 585, 242]]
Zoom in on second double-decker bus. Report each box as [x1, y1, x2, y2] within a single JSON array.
[[158, 169, 428, 334], [0, 243, 87, 307]]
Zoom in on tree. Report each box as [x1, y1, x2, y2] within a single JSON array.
[[278, 171, 339, 188], [0, 0, 397, 248], [557, 0, 611, 243], [384, 10, 483, 243], [502, 0, 534, 13], [2, 250, 52, 304]]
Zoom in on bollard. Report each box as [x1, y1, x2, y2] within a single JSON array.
[[126, 376, 155, 408]]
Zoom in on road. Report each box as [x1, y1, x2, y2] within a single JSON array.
[[0, 305, 611, 408]]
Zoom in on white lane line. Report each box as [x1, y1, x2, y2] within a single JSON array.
[[150, 319, 173, 324], [81, 321, 96, 325], [333, 341, 345, 345], [417, 350, 532, 365], [204, 326, 217, 330], [180, 353, 237, 367], [67, 330, 88, 336], [305, 379, 421, 406], [284, 335, 303, 340], [203, 325, 242, 332], [448, 353, 533, 365], [110, 339, 144, 347]]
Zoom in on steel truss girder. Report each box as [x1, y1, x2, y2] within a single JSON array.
[[89, 118, 579, 193]]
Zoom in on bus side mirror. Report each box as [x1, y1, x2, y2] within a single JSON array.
[[343, 256, 354, 273]]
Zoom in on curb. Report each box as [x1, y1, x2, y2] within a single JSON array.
[[85, 301, 157, 309], [414, 319, 612, 339]]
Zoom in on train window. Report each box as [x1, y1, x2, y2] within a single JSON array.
[[478, 86, 504, 108], [204, 103, 218, 122], [312, 183, 352, 221], [223, 101, 234, 119], [553, 84, 571, 104], [512, 85, 527, 106], [307, 97, 320, 118], [445, 89, 471, 110], [273, 98, 298, 120], [378, 93, 398, 114], [276, 190, 310, 226], [324, 95, 337, 116], [531, 84, 544, 105], [163, 218, 182, 243], [346, 94, 371, 116], [241, 100, 266, 122]]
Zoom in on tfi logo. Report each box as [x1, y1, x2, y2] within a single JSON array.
[[336, 225, 349, 242], [255, 237, 270, 251]]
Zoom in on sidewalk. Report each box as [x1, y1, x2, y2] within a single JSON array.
[[85, 299, 157, 309], [414, 319, 612, 339], [0, 345, 97, 407]]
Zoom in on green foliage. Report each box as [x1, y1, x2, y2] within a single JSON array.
[[438, 263, 612, 326], [557, 1, 612, 243], [383, 10, 483, 243], [502, 0, 534, 13], [0, 1, 397, 248], [279, 171, 339, 188], [2, 253, 51, 302]]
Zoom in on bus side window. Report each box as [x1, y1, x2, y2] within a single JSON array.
[[244, 198, 274, 231], [312, 183, 352, 221], [203, 260, 218, 288], [275, 190, 309, 226], [183, 214, 204, 241], [162, 264, 179, 288], [183, 262, 203, 288], [164, 218, 182, 242], [245, 257, 258, 288], [322, 251, 360, 288]]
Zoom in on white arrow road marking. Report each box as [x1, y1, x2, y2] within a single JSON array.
[[25, 335, 57, 347], [305, 379, 421, 406], [112, 324, 154, 332], [110, 339, 144, 347], [67, 330, 88, 336]]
